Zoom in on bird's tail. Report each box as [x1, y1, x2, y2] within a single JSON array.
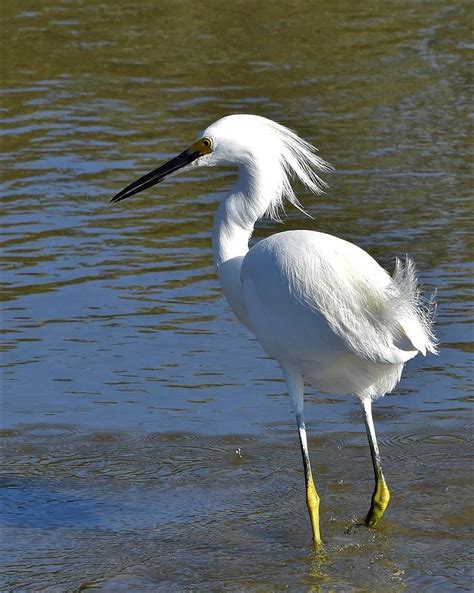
[[392, 257, 438, 356]]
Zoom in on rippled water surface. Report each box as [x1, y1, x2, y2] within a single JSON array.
[[1, 1, 472, 591]]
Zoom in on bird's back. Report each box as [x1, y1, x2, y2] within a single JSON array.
[[240, 230, 436, 398]]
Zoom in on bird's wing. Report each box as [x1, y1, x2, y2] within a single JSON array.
[[241, 231, 434, 366]]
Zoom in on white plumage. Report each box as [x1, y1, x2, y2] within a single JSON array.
[[112, 113, 438, 545], [241, 231, 431, 399], [205, 115, 436, 402]]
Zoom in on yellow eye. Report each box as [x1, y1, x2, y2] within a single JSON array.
[[202, 137, 212, 149]]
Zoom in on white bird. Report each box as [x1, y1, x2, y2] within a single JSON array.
[[111, 114, 437, 546]]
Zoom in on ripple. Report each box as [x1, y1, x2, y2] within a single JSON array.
[[22, 424, 76, 437], [381, 423, 471, 447]]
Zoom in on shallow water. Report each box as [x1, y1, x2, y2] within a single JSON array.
[[1, 0, 473, 591]]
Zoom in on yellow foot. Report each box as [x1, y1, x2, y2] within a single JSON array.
[[307, 480, 323, 547], [365, 476, 390, 528]]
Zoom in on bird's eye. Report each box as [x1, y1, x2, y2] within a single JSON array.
[[202, 137, 212, 148]]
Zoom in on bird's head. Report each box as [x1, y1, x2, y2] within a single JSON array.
[[111, 114, 332, 218], [198, 114, 289, 167]]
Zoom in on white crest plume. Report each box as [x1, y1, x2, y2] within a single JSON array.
[[266, 119, 333, 221], [206, 114, 334, 222]]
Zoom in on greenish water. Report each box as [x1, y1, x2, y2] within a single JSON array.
[[1, 1, 472, 591]]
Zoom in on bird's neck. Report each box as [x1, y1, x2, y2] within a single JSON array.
[[212, 193, 252, 267], [212, 162, 279, 267], [211, 163, 279, 328]]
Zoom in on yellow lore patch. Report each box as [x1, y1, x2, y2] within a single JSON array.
[[189, 137, 213, 155]]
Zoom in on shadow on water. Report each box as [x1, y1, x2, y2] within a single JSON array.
[[1, 0, 472, 591]]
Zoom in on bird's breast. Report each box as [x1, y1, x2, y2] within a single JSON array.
[[240, 231, 349, 362]]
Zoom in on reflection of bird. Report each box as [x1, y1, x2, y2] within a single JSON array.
[[112, 114, 437, 546]]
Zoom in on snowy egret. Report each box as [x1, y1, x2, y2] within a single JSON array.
[[111, 114, 437, 546]]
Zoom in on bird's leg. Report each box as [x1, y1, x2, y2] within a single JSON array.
[[296, 412, 322, 546], [361, 398, 390, 527], [283, 366, 322, 546]]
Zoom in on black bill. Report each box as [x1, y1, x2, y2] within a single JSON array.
[[111, 147, 202, 203]]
